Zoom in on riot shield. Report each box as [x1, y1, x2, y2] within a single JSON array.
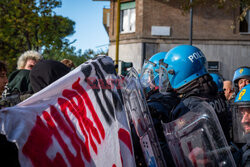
[[232, 104, 247, 144], [163, 103, 236, 167], [122, 67, 167, 167]]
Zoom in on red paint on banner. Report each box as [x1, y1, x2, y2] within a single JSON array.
[[22, 115, 67, 167], [118, 128, 133, 155], [72, 78, 105, 139], [22, 77, 106, 166]]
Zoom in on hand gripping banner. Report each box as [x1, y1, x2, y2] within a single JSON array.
[[163, 102, 236, 167], [122, 67, 166, 167], [0, 56, 135, 167]]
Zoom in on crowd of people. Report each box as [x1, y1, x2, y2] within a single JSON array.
[[0, 50, 72, 166], [138, 45, 250, 167], [0, 50, 72, 106], [0, 45, 250, 166]]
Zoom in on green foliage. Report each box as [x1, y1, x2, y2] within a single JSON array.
[[166, 0, 250, 14], [43, 44, 108, 67], [0, 0, 88, 73]]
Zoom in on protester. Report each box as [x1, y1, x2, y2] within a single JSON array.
[[2, 69, 33, 107], [140, 52, 180, 166], [0, 61, 8, 95], [17, 50, 42, 70], [1, 50, 42, 105], [224, 80, 235, 101], [1, 69, 34, 106], [233, 66, 250, 93], [7, 70, 32, 94], [30, 60, 71, 93], [234, 84, 250, 166], [159, 45, 232, 166], [61, 58, 75, 69]]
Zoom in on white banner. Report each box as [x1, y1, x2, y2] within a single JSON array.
[[0, 56, 135, 167]]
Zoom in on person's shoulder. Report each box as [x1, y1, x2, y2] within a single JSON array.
[[181, 95, 212, 111], [8, 69, 30, 81]]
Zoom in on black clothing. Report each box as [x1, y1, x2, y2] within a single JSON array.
[[172, 74, 231, 142], [147, 91, 180, 167], [30, 60, 70, 93], [0, 134, 20, 167], [147, 91, 180, 137], [130, 123, 147, 167]]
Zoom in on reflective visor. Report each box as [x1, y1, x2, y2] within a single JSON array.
[[159, 65, 170, 94], [140, 67, 155, 89], [239, 107, 250, 134], [232, 105, 250, 143]]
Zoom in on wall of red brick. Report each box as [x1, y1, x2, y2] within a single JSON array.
[[109, 0, 250, 43]]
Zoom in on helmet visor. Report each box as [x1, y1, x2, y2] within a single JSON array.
[[159, 65, 170, 94], [140, 67, 156, 90], [233, 105, 250, 143], [239, 106, 250, 134]]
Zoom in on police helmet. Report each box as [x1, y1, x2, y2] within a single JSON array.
[[232, 66, 250, 88], [140, 52, 167, 93], [235, 84, 250, 105], [160, 45, 208, 90], [210, 73, 224, 92], [233, 84, 250, 142]]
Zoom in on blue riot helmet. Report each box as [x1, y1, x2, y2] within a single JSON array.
[[140, 52, 167, 94], [233, 84, 250, 143], [232, 66, 250, 92], [159, 45, 208, 91], [210, 73, 224, 92]]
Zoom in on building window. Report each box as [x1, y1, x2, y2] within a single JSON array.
[[240, 8, 250, 33], [120, 1, 135, 33], [207, 61, 220, 72]]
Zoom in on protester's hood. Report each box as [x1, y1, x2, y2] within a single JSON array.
[[8, 69, 33, 93], [30, 60, 71, 93]]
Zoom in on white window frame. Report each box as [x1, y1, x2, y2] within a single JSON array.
[[120, 2, 136, 33]]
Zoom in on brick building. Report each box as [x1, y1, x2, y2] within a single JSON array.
[[95, 0, 250, 80]]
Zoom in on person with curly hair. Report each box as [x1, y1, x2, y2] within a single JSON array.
[[17, 50, 43, 70]]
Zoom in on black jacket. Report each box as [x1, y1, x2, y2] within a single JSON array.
[[30, 60, 70, 93], [147, 91, 180, 167], [172, 74, 231, 142]]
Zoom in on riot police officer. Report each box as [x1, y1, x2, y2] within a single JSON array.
[[234, 84, 250, 166], [210, 73, 232, 140], [233, 66, 250, 94], [231, 67, 250, 149], [140, 52, 180, 166], [159, 45, 234, 166], [210, 73, 225, 97], [160, 45, 230, 138]]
